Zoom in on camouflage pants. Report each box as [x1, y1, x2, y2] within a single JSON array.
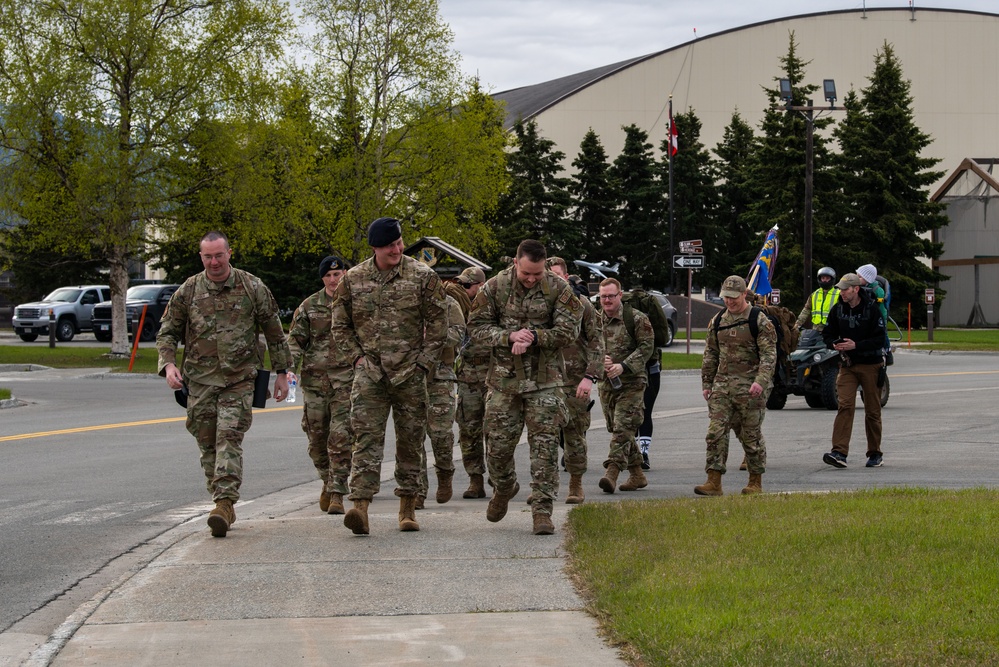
[[349, 368, 427, 501], [419, 377, 456, 497], [598, 381, 646, 470], [456, 380, 487, 476], [185, 378, 253, 502], [484, 387, 565, 516], [561, 389, 591, 475], [300, 382, 352, 495], [705, 384, 768, 475]]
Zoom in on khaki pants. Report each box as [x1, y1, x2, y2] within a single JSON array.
[[831, 362, 883, 458]]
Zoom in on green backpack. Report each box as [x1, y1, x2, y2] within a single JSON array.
[[622, 289, 671, 350]]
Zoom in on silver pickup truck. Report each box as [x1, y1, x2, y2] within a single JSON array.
[[11, 285, 110, 342]]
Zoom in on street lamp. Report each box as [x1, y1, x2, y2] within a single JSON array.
[[779, 78, 845, 297]]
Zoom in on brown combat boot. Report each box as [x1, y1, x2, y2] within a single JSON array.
[[739, 456, 748, 471], [326, 492, 344, 515], [463, 474, 486, 499], [742, 473, 763, 495], [436, 469, 454, 504], [415, 495, 425, 510], [598, 464, 620, 494], [399, 495, 420, 532], [486, 482, 519, 523], [566, 474, 585, 504], [694, 470, 724, 496], [532, 512, 555, 535], [344, 499, 370, 535], [319, 488, 332, 513], [619, 466, 648, 491], [207, 498, 235, 538]]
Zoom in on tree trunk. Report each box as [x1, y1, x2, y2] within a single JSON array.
[[108, 250, 131, 357]]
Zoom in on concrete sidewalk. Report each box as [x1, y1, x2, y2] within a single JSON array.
[[41, 482, 627, 666]]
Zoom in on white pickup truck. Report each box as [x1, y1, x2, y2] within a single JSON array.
[[11, 285, 110, 342]]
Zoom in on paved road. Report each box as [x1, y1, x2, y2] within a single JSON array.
[[1, 348, 997, 651]]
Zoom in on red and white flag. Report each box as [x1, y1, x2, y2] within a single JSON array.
[[668, 109, 679, 157]]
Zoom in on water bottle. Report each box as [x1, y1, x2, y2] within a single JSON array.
[[609, 374, 622, 390], [286, 372, 297, 403]]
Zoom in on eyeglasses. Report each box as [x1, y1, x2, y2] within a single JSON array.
[[201, 253, 228, 262], [599, 293, 621, 300]]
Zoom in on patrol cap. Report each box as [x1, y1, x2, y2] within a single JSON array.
[[456, 266, 486, 285], [319, 255, 348, 277], [835, 272, 864, 290], [719, 275, 747, 298], [367, 216, 402, 247]]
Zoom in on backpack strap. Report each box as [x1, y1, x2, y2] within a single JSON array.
[[712, 307, 762, 358], [623, 304, 636, 342]]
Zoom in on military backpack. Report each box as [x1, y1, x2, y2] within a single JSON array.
[[622, 289, 671, 351]]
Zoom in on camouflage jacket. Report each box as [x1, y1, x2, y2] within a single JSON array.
[[467, 267, 581, 394], [288, 288, 353, 390], [157, 268, 292, 387], [562, 295, 604, 387], [599, 305, 653, 389], [445, 281, 472, 321], [330, 254, 447, 386], [434, 295, 466, 381], [702, 306, 777, 391]]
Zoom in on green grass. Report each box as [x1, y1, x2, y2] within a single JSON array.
[[0, 345, 179, 374], [0, 388, 10, 400], [566, 489, 999, 667], [660, 351, 704, 371], [893, 328, 999, 351]]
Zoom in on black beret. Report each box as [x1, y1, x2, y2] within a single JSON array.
[[319, 256, 348, 277], [367, 217, 402, 248]]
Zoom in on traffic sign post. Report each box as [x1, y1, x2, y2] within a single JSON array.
[[679, 239, 703, 254], [926, 289, 935, 342], [673, 255, 705, 269]]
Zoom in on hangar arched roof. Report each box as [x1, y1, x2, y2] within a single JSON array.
[[493, 7, 999, 189]]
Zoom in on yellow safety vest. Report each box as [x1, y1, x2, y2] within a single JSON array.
[[810, 287, 840, 326]]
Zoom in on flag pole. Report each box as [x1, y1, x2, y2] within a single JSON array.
[[668, 96, 675, 293]]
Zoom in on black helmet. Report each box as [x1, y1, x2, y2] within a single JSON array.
[[817, 266, 836, 282]]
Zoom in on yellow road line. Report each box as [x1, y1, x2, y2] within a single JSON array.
[[892, 370, 999, 378], [0, 406, 299, 442]]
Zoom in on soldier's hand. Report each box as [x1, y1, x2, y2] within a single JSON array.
[[702, 389, 711, 401], [575, 377, 594, 400], [511, 340, 531, 355], [749, 382, 764, 398], [273, 373, 289, 402], [509, 328, 534, 345], [164, 363, 183, 390]]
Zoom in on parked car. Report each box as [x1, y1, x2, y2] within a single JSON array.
[[91, 284, 180, 342], [12, 285, 110, 342]]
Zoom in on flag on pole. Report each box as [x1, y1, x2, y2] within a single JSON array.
[[746, 226, 779, 296], [668, 107, 679, 157]]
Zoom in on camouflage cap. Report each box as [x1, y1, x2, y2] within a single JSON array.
[[719, 275, 747, 298], [456, 266, 486, 285], [835, 272, 863, 290]]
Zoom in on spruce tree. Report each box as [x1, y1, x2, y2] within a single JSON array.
[[714, 111, 759, 287], [833, 42, 947, 326], [607, 124, 666, 289], [569, 129, 616, 265]]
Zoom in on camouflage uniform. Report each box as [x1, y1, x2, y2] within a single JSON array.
[[701, 307, 777, 475], [330, 254, 447, 501], [467, 267, 581, 517], [561, 295, 604, 475], [598, 306, 654, 470], [288, 288, 354, 496], [419, 295, 465, 498], [157, 268, 292, 502], [454, 281, 490, 480]]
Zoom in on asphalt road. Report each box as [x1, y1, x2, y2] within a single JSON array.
[[1, 348, 997, 644]]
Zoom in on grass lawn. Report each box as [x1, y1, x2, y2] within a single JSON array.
[[0, 388, 10, 400], [0, 345, 178, 374], [566, 488, 999, 667]]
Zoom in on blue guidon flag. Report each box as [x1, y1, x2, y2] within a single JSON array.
[[747, 225, 779, 297]]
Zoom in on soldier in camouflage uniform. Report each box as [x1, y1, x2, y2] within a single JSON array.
[[331, 217, 447, 535], [157, 231, 293, 538], [418, 293, 465, 507], [596, 278, 654, 494], [467, 240, 581, 535], [697, 275, 777, 496], [452, 267, 491, 499], [288, 255, 353, 516], [546, 257, 603, 504]]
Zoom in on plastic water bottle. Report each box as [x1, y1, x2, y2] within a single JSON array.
[[286, 373, 297, 403], [609, 374, 622, 390]]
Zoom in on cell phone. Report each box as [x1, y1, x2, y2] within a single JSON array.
[[832, 338, 844, 345]]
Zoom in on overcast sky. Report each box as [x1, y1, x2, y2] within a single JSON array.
[[438, 0, 998, 92]]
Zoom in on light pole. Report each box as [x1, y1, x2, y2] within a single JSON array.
[[779, 78, 844, 297]]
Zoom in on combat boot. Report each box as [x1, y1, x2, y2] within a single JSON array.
[[598, 464, 620, 494], [399, 495, 420, 532], [739, 456, 748, 471], [532, 512, 555, 535], [618, 466, 648, 491], [436, 469, 454, 504], [463, 474, 486, 499], [742, 473, 763, 495], [566, 474, 585, 504], [344, 499, 370, 535], [415, 495, 425, 510], [207, 498, 235, 538], [486, 482, 520, 523], [319, 488, 332, 513], [326, 492, 344, 515], [694, 470, 724, 496]]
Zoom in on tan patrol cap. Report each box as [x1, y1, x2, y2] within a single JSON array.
[[835, 273, 863, 290], [456, 266, 486, 285], [719, 275, 747, 298]]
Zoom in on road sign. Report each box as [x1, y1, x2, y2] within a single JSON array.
[[679, 239, 703, 254], [925, 288, 935, 304], [673, 255, 705, 269], [770, 289, 781, 305]]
